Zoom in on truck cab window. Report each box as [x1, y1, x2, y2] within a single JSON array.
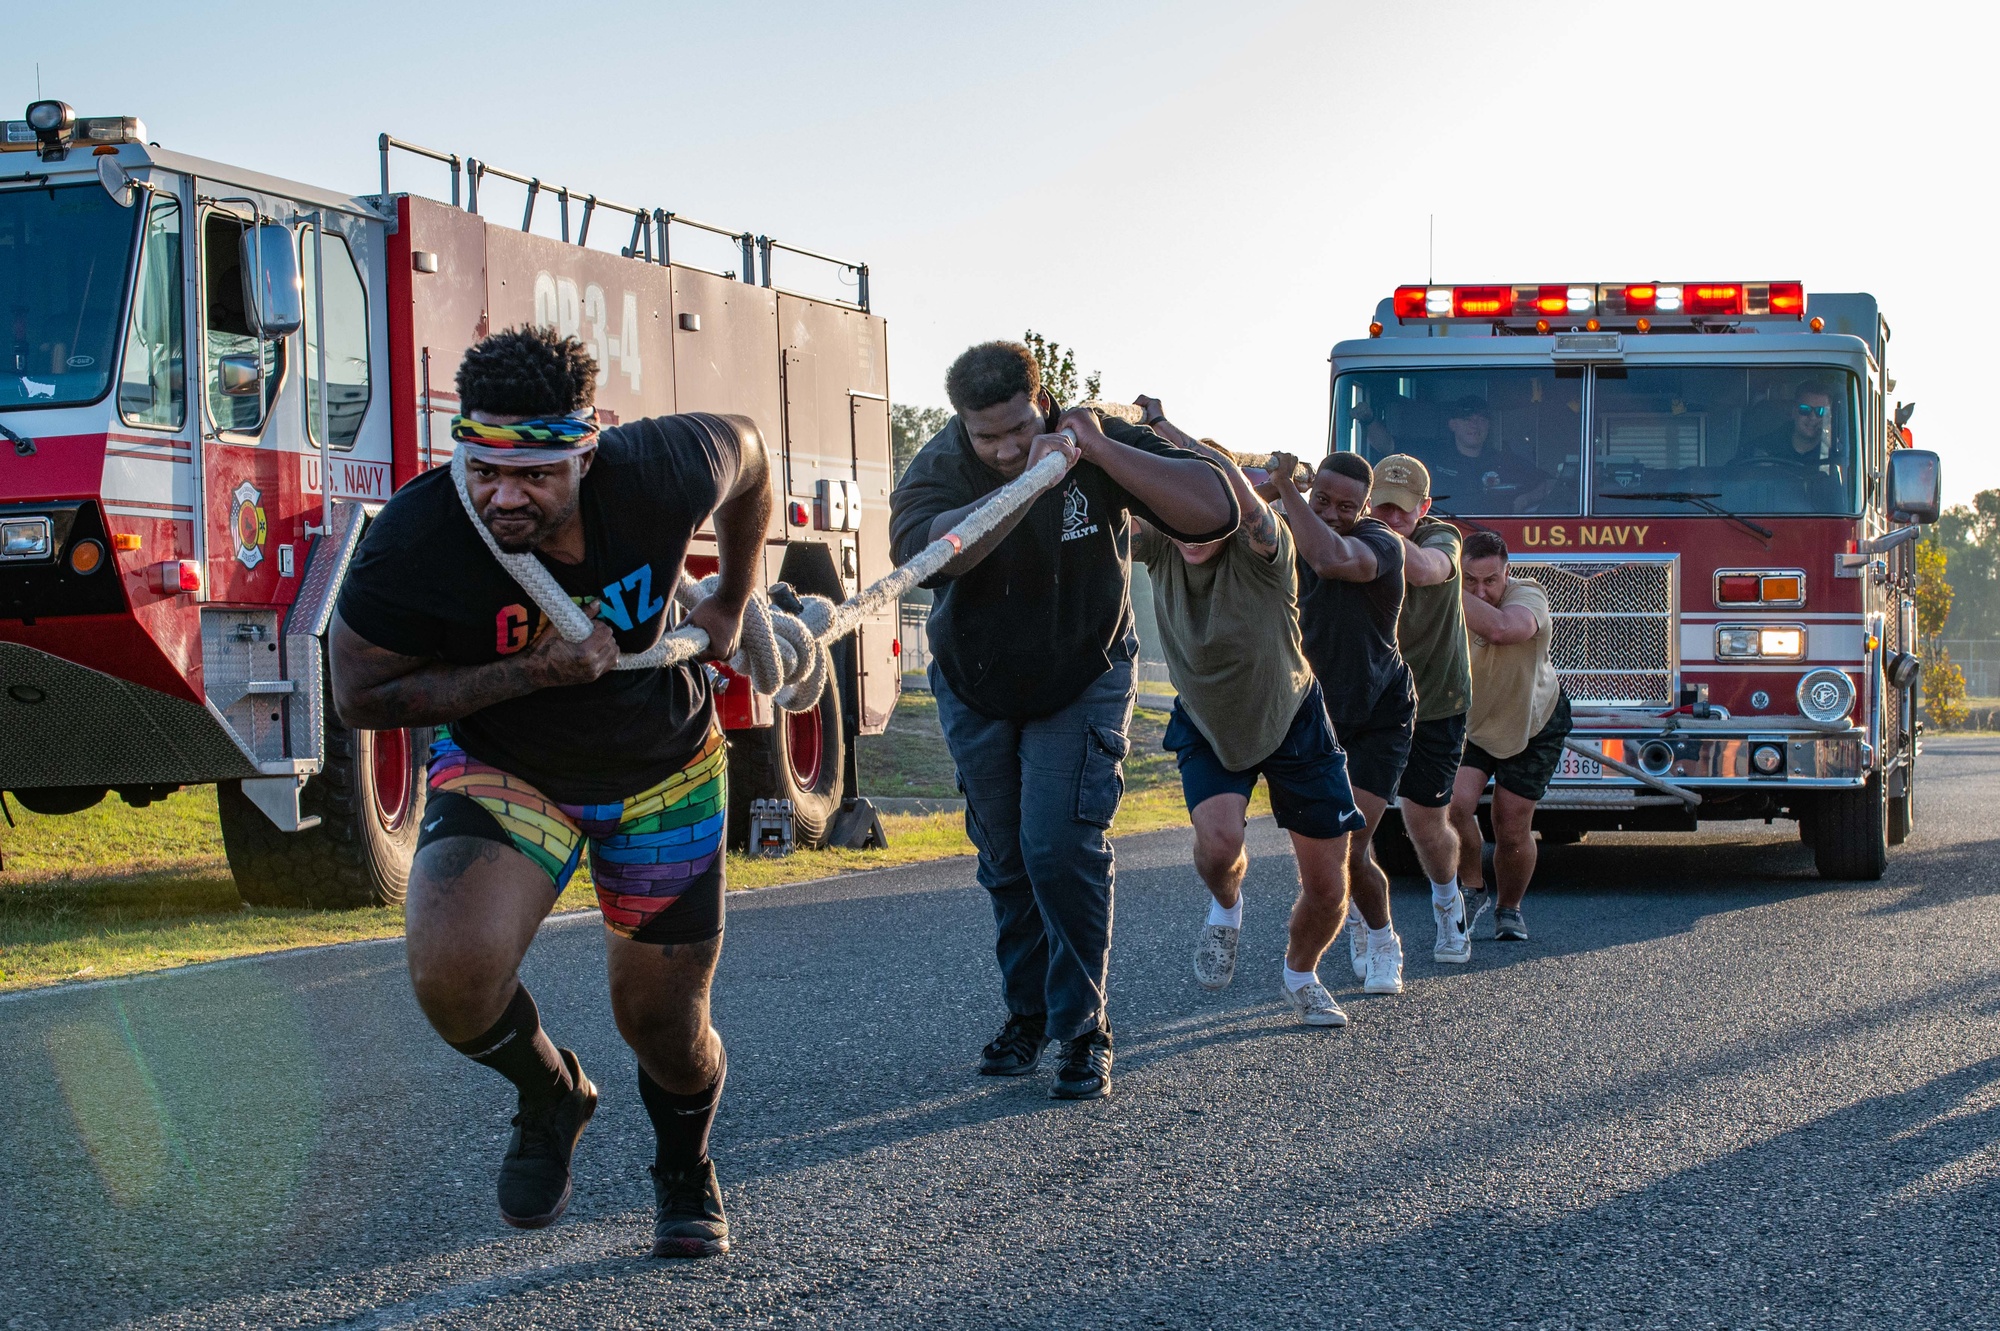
[[1333, 368, 1583, 517], [118, 196, 185, 429], [0, 183, 134, 409], [202, 211, 283, 434], [1591, 366, 1859, 516], [300, 226, 371, 450]]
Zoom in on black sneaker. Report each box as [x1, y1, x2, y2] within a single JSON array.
[[497, 1048, 597, 1229], [1050, 1026, 1113, 1100], [650, 1158, 730, 1258], [978, 1012, 1049, 1076], [1495, 906, 1529, 941]]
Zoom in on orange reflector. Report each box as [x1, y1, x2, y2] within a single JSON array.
[[1635, 318, 1651, 333], [67, 539, 105, 574], [1368, 321, 1383, 338], [111, 532, 142, 552], [1584, 318, 1600, 331], [1809, 316, 1824, 332], [1761, 575, 1802, 602]]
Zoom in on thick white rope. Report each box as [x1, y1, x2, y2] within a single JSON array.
[[450, 445, 1071, 708]]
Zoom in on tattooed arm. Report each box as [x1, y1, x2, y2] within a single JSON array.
[[329, 609, 619, 729]]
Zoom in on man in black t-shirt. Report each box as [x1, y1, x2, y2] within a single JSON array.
[[1262, 451, 1414, 999], [1421, 397, 1553, 515], [330, 327, 768, 1258], [890, 342, 1236, 1100]]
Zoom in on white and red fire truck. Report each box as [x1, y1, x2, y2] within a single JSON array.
[[0, 100, 901, 906], [1341, 279, 1943, 880]]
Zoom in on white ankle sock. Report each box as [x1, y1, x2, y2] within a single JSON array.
[[1283, 966, 1318, 992], [1208, 896, 1243, 928], [1367, 924, 1396, 948], [1431, 878, 1459, 907]]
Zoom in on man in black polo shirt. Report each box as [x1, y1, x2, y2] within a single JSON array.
[[890, 342, 1236, 1100], [1263, 451, 1413, 998]]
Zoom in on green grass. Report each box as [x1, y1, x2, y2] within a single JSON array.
[[0, 696, 1230, 992]]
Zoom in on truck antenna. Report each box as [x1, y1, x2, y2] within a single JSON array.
[[1428, 214, 1433, 285]]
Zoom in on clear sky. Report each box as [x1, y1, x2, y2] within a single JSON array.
[[11, 0, 1994, 502]]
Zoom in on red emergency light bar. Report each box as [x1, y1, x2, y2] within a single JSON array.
[[1391, 281, 1806, 327]]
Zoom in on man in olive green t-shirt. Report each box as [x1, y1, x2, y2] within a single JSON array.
[[1451, 531, 1572, 943], [1358, 455, 1476, 967], [1128, 399, 1367, 1027]]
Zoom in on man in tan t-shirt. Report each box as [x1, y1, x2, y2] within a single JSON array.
[[1128, 398, 1367, 1028], [1450, 531, 1572, 942]]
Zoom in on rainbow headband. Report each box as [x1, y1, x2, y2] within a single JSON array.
[[450, 411, 601, 465]]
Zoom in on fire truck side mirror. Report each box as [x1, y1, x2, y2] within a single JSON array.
[[217, 354, 263, 396], [97, 156, 138, 208], [1884, 449, 1941, 525], [239, 223, 303, 339]]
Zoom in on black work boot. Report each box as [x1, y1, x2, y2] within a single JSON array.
[[650, 1158, 731, 1258], [498, 1049, 598, 1229], [978, 1012, 1050, 1076], [1050, 1025, 1114, 1100]]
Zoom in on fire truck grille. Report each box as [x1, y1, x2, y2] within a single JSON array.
[[1510, 557, 1677, 708]]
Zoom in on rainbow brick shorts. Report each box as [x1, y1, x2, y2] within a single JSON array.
[[418, 727, 727, 943]]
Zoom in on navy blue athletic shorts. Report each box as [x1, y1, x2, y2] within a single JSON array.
[[1163, 680, 1367, 841]]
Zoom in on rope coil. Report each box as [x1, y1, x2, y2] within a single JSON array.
[[449, 445, 1071, 706]]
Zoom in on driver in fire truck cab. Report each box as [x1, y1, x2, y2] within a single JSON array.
[[1415, 397, 1554, 515], [1740, 379, 1842, 473]]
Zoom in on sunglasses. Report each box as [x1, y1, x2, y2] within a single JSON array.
[[1796, 404, 1830, 418]]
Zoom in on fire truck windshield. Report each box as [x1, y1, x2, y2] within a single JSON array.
[[0, 183, 138, 411], [1591, 366, 1860, 516], [1332, 368, 1583, 517]]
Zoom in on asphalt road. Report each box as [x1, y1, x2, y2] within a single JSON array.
[[5, 737, 2000, 1330]]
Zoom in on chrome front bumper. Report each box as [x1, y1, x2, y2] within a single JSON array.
[[1541, 722, 1870, 812]]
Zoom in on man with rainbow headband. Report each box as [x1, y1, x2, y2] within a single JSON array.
[[331, 326, 769, 1258]]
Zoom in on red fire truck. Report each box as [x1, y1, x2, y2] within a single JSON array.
[[1342, 279, 1943, 880], [0, 100, 901, 906]]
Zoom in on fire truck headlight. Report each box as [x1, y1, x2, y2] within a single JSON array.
[[1, 517, 53, 560], [1717, 627, 1759, 657], [1759, 627, 1804, 659], [1798, 669, 1856, 725]]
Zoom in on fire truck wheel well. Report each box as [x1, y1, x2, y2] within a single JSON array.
[[219, 704, 431, 909]]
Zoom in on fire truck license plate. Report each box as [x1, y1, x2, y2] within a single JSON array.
[[1556, 749, 1603, 779]]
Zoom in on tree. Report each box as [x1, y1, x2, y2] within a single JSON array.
[[1934, 489, 2000, 639], [891, 404, 949, 481], [1916, 533, 1967, 727], [1022, 329, 1101, 408]]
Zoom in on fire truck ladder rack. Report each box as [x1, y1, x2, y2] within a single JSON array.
[[377, 134, 870, 311]]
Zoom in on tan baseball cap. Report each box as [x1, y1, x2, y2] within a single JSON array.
[[1370, 453, 1431, 512]]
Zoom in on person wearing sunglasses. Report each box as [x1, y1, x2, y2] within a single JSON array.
[[1745, 380, 1839, 467]]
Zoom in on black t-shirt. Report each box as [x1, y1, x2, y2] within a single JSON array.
[[1425, 445, 1548, 512], [1295, 515, 1414, 724], [889, 415, 1235, 721], [335, 414, 744, 803]]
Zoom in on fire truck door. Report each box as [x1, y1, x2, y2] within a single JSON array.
[[193, 184, 310, 607]]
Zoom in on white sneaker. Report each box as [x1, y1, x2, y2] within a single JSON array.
[[1364, 929, 1404, 995], [1282, 978, 1349, 1027], [1194, 922, 1239, 990], [1346, 907, 1367, 981], [1432, 889, 1471, 965]]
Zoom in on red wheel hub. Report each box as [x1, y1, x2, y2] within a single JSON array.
[[371, 728, 412, 831], [786, 704, 823, 791]]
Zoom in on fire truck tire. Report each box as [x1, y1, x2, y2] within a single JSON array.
[[1808, 774, 1888, 881], [219, 719, 431, 910], [725, 675, 844, 852], [1370, 810, 1424, 878], [1887, 761, 1915, 846]]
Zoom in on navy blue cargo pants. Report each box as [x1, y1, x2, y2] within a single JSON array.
[[932, 659, 1134, 1043]]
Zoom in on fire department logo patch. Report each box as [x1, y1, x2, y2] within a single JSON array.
[[232, 481, 267, 569]]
